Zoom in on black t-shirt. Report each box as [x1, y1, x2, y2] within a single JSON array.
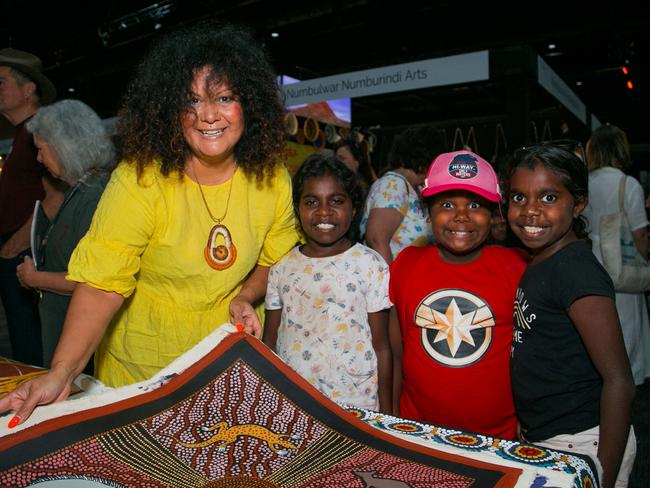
[[511, 239, 615, 441]]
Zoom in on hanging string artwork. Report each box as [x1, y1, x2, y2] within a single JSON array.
[[492, 123, 509, 168], [324, 124, 338, 144], [464, 126, 478, 153], [452, 127, 478, 152], [528, 121, 539, 144], [295, 119, 306, 145], [312, 128, 327, 150], [452, 127, 465, 151], [303, 117, 320, 143], [284, 112, 298, 136], [540, 119, 553, 142]]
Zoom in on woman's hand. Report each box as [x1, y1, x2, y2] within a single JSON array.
[[0, 283, 127, 427], [228, 264, 270, 339], [16, 256, 38, 289], [0, 366, 74, 427], [229, 296, 262, 338]]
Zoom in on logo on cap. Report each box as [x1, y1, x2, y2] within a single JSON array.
[[448, 153, 478, 180]]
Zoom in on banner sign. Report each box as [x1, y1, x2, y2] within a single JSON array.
[[282, 51, 489, 105]]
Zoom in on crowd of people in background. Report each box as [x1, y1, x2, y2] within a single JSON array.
[[0, 20, 648, 488]]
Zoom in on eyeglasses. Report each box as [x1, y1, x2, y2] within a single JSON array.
[[516, 139, 586, 163]]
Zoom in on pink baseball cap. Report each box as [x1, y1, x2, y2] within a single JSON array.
[[421, 150, 501, 203]]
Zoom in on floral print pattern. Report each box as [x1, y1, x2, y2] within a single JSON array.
[[359, 172, 433, 259], [265, 244, 391, 409]]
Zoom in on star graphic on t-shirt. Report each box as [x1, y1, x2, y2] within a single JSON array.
[[415, 289, 496, 366], [428, 299, 484, 357]]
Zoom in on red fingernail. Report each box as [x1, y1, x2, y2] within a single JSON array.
[[235, 323, 244, 332], [7, 415, 20, 429]]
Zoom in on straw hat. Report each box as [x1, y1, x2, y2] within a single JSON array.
[[0, 48, 56, 104]]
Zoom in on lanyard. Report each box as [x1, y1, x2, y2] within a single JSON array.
[[37, 171, 92, 268]]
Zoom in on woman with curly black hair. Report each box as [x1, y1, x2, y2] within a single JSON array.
[[0, 22, 300, 424]]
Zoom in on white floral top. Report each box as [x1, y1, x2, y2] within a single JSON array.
[[359, 172, 433, 259], [265, 243, 391, 409]]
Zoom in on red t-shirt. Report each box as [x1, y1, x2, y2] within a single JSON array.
[[390, 245, 527, 439]]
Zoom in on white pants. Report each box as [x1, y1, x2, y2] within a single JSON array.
[[536, 426, 637, 488]]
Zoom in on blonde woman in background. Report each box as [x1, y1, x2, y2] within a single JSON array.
[[583, 124, 650, 386]]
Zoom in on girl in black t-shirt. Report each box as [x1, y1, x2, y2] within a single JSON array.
[[507, 144, 635, 488]]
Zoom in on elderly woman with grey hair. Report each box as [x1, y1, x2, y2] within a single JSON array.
[[16, 99, 115, 369]]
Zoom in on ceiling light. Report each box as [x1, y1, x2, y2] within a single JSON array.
[[98, 1, 175, 46], [67, 87, 75, 93], [271, 32, 279, 38], [547, 43, 556, 50], [575, 81, 583, 86]]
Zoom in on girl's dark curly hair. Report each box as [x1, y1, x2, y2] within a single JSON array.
[[508, 144, 589, 238], [292, 154, 364, 242], [117, 21, 286, 181]]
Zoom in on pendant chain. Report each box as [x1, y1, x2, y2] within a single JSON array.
[[192, 164, 236, 224]]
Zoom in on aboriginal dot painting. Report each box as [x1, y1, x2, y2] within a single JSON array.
[[0, 333, 522, 487]]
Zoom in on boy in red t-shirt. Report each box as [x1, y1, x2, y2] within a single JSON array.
[[390, 150, 526, 439]]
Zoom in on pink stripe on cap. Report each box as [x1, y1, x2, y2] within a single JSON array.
[[421, 150, 501, 202]]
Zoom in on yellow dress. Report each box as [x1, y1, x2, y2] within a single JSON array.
[[67, 162, 299, 387]]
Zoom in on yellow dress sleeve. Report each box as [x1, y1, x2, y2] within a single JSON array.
[[67, 163, 156, 297]]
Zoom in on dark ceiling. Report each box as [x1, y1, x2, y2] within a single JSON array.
[[2, 1, 649, 162]]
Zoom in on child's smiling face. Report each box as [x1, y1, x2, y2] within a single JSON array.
[[298, 174, 354, 257], [427, 190, 493, 263], [508, 164, 586, 263]]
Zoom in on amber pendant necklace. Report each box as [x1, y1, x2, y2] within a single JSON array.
[[192, 163, 238, 270]]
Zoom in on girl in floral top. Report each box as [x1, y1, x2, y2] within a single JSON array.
[[264, 154, 392, 412]]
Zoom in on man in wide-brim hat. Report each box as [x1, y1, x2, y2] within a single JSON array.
[[0, 47, 57, 366], [0, 48, 56, 105]]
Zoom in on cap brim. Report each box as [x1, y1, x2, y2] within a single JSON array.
[[421, 183, 501, 203]]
